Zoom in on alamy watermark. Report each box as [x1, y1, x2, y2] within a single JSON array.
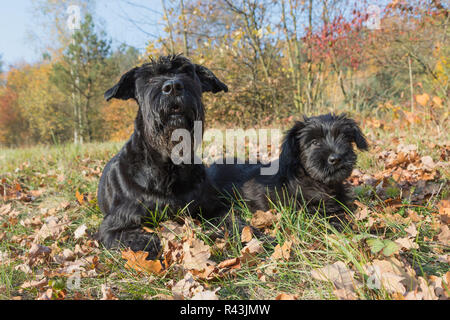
[[171, 121, 281, 176], [366, 5, 381, 30], [67, 5, 81, 32]]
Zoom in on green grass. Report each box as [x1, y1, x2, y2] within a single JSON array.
[[0, 127, 449, 300]]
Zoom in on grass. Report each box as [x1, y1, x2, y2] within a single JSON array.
[[0, 122, 449, 300]]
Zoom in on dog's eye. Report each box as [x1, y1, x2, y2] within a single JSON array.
[[311, 140, 320, 146]]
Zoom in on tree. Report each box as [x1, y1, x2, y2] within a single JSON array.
[[51, 14, 118, 143]]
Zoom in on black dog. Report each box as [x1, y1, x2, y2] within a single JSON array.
[[96, 55, 228, 258], [209, 113, 368, 214]]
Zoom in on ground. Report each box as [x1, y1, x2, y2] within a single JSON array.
[[0, 120, 449, 300]]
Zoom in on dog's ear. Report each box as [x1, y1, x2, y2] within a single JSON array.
[[195, 64, 228, 93], [104, 67, 139, 101], [349, 121, 368, 150], [281, 121, 305, 158]]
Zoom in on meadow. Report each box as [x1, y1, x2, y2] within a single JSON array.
[[0, 118, 448, 300]]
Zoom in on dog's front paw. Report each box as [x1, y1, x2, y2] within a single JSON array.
[[124, 230, 162, 259]]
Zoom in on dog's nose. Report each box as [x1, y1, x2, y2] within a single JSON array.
[[328, 154, 341, 165], [162, 79, 184, 96]]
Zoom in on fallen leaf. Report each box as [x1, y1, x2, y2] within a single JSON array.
[[271, 240, 292, 261], [251, 210, 277, 229], [241, 226, 253, 243], [395, 237, 419, 250], [172, 272, 205, 300], [182, 238, 214, 271], [275, 293, 297, 300], [420, 156, 436, 171], [75, 190, 84, 205], [405, 223, 418, 238], [311, 261, 360, 292], [34, 216, 68, 242], [416, 93, 430, 106], [191, 288, 220, 300], [239, 238, 264, 266], [21, 278, 48, 289], [122, 249, 164, 274], [74, 224, 87, 240], [437, 225, 450, 246], [333, 288, 357, 300]]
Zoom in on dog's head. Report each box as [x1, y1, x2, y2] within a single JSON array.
[[282, 113, 368, 185], [104, 54, 228, 140]]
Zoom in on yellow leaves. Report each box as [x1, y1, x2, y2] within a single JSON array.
[[121, 249, 164, 275], [416, 93, 445, 110], [416, 93, 430, 107], [431, 96, 443, 108], [75, 190, 85, 205]]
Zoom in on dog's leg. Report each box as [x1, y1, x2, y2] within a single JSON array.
[[97, 204, 161, 259]]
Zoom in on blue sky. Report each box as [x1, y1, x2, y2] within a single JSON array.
[[0, 0, 164, 69]]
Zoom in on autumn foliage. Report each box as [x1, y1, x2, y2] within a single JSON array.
[[0, 0, 448, 146]]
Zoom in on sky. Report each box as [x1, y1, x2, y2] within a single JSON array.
[[0, 0, 164, 69]]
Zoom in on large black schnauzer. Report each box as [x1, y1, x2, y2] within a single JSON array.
[[97, 55, 228, 258], [209, 113, 368, 214]]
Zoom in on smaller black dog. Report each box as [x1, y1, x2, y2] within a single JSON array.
[[209, 113, 368, 214]]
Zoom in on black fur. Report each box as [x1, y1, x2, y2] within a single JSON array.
[[96, 55, 228, 258], [208, 113, 368, 214]]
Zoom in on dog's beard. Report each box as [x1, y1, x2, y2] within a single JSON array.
[[160, 93, 202, 130], [302, 151, 356, 185], [142, 93, 204, 161]]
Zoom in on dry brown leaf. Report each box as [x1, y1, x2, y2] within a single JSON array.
[[438, 200, 450, 224], [333, 288, 357, 300], [437, 225, 450, 246], [275, 293, 297, 300], [420, 156, 436, 171], [20, 278, 48, 289], [311, 261, 360, 292], [171, 272, 204, 300], [182, 238, 215, 271], [407, 209, 421, 223], [363, 258, 417, 294], [395, 237, 419, 250], [122, 249, 164, 274], [241, 226, 253, 243], [54, 248, 76, 264], [74, 224, 88, 240], [28, 243, 52, 266], [191, 288, 220, 300], [217, 257, 240, 270], [34, 216, 68, 243], [271, 240, 292, 261], [240, 238, 264, 266], [0, 203, 12, 216], [405, 223, 418, 238], [160, 221, 185, 242], [251, 210, 277, 229]]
